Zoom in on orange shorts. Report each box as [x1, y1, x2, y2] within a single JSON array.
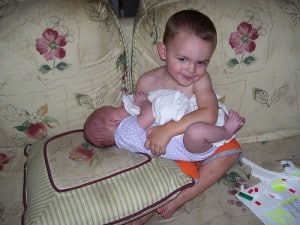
[[175, 139, 242, 179]]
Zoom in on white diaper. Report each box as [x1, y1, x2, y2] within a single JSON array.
[[148, 89, 196, 124]]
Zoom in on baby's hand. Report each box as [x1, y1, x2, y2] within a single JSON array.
[[133, 92, 149, 106]]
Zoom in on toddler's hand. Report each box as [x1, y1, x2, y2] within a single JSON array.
[[145, 126, 171, 156]]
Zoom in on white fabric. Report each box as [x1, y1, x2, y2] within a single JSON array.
[[123, 90, 233, 147], [148, 89, 195, 124], [123, 89, 197, 124], [123, 90, 228, 126], [123, 94, 140, 115]]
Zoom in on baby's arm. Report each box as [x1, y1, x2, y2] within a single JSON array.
[[133, 92, 149, 107], [134, 93, 155, 130]]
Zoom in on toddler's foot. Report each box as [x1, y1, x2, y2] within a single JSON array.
[[156, 187, 190, 219], [223, 111, 245, 139], [124, 212, 154, 225]]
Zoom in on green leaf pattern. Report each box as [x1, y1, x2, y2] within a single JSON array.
[[253, 86, 288, 107], [74, 93, 94, 109]]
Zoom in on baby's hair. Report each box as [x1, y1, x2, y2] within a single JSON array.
[[163, 9, 217, 46], [83, 106, 115, 148]]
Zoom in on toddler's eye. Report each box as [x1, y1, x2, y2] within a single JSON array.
[[177, 57, 187, 62], [197, 61, 209, 67]]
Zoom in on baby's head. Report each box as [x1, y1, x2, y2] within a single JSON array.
[[163, 9, 217, 47], [84, 106, 117, 148]]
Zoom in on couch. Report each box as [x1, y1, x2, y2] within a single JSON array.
[[0, 0, 299, 225]]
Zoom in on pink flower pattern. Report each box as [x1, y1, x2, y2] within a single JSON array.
[[220, 171, 250, 213], [24, 122, 48, 139], [36, 28, 67, 61], [35, 28, 69, 73], [69, 143, 95, 161], [227, 21, 260, 68], [229, 22, 259, 55]]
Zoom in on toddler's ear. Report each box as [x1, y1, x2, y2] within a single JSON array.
[[157, 42, 167, 61]]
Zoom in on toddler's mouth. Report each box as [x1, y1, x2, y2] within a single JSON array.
[[181, 74, 194, 79]]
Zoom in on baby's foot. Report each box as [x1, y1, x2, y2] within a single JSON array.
[[223, 111, 245, 139]]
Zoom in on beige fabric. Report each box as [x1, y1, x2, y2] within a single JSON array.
[[0, 0, 128, 148], [132, 0, 300, 143], [0, 0, 300, 225], [23, 131, 193, 225], [119, 17, 135, 81]]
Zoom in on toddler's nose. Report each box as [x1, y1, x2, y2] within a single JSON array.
[[187, 63, 196, 73]]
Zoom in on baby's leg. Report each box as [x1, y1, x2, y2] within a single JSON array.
[[183, 110, 245, 153]]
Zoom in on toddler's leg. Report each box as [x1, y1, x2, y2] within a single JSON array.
[[124, 212, 155, 225]]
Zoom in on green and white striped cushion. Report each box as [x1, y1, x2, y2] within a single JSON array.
[[23, 130, 194, 225]]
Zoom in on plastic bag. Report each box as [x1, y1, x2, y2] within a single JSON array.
[[236, 158, 300, 225]]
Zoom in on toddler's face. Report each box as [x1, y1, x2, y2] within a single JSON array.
[[164, 32, 215, 87]]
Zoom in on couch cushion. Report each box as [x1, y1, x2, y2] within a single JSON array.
[[0, 0, 129, 148], [23, 130, 194, 225], [131, 0, 300, 143]]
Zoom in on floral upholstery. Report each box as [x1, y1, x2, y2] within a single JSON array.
[[0, 0, 128, 149], [0, 0, 128, 224], [0, 0, 299, 224]]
